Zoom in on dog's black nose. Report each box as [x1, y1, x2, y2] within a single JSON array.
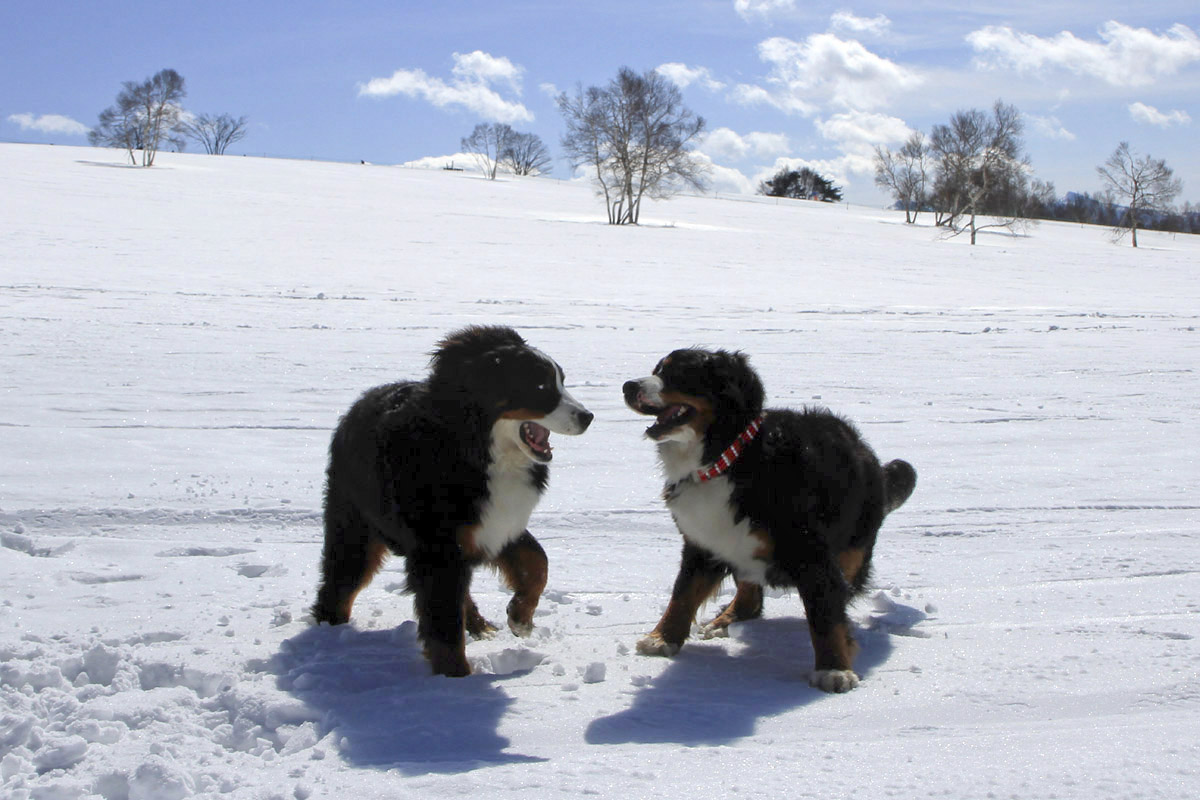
[[622, 380, 640, 403], [577, 409, 594, 430]]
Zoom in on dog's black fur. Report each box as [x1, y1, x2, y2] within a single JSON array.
[[312, 325, 592, 676], [624, 348, 915, 692]]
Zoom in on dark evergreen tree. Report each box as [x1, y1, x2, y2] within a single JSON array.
[[758, 167, 843, 202]]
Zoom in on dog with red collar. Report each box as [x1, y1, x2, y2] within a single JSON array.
[[623, 347, 916, 692]]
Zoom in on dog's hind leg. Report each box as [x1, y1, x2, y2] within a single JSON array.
[[699, 580, 763, 639], [785, 547, 860, 693], [407, 552, 472, 677], [312, 498, 388, 625], [495, 531, 548, 637]]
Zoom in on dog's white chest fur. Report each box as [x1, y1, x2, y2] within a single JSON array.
[[475, 436, 541, 558], [661, 442, 768, 585]]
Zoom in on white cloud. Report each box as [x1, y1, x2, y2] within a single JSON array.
[[8, 112, 89, 137], [830, 10, 891, 38], [1027, 114, 1077, 140], [737, 34, 921, 114], [690, 151, 758, 194], [815, 111, 911, 154], [656, 63, 726, 91], [450, 50, 523, 92], [701, 127, 791, 162], [967, 21, 1200, 88], [734, 0, 794, 22], [399, 152, 488, 173], [359, 50, 533, 123], [539, 82, 561, 99], [1128, 101, 1191, 127]]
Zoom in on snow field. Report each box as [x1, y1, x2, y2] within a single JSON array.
[[1, 143, 1198, 799]]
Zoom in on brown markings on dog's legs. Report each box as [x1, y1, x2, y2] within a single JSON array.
[[312, 534, 388, 625], [494, 531, 548, 636], [703, 580, 764, 634], [423, 640, 471, 678], [807, 619, 859, 674], [464, 594, 498, 638], [837, 547, 867, 588], [409, 555, 472, 677], [649, 570, 723, 646], [643, 543, 727, 651]]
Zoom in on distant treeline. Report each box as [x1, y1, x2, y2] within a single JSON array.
[[1021, 192, 1200, 236]]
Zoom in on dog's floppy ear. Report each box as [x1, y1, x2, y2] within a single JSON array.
[[709, 350, 765, 414]]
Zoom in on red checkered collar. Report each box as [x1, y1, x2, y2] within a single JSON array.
[[665, 414, 766, 499], [696, 414, 765, 482]]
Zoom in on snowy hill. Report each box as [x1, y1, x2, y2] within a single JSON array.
[[2, 143, 1198, 799]]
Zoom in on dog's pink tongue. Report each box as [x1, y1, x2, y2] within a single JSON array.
[[525, 422, 551, 454], [657, 405, 685, 424]]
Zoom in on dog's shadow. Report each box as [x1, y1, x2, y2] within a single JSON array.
[[586, 613, 897, 746], [274, 622, 544, 775]]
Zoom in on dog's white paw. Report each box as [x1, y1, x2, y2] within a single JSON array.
[[809, 669, 860, 693], [698, 622, 730, 640], [635, 634, 680, 657], [508, 618, 534, 638]]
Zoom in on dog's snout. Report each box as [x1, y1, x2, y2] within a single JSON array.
[[577, 409, 594, 431], [622, 380, 641, 404]]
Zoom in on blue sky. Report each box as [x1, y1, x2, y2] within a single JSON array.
[[4, 1, 1198, 206]]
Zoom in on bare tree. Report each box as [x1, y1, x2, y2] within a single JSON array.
[[1096, 141, 1183, 248], [461, 123, 515, 180], [88, 69, 187, 167], [558, 67, 708, 225], [930, 101, 1030, 244], [502, 131, 552, 176], [874, 131, 929, 223], [180, 112, 248, 155]]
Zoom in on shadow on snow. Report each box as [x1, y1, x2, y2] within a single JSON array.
[[275, 622, 544, 775], [585, 609, 902, 746]]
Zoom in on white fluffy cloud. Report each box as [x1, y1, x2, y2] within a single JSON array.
[[830, 10, 891, 38], [815, 111, 911, 154], [734, 0, 794, 22], [1128, 101, 1191, 127], [359, 50, 533, 123], [967, 21, 1200, 88], [1027, 114, 1077, 140], [8, 113, 89, 137], [701, 127, 791, 162], [736, 34, 921, 114], [656, 63, 726, 91]]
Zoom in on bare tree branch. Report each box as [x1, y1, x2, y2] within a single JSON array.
[[180, 113, 249, 155]]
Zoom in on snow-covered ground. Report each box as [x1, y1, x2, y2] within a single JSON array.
[[2, 143, 1198, 799]]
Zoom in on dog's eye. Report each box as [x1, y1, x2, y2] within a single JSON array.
[[537, 383, 546, 391]]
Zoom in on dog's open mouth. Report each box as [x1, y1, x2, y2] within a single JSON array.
[[646, 403, 695, 439], [520, 422, 553, 462]]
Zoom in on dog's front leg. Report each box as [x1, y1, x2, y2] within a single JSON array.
[[494, 531, 548, 637], [699, 579, 764, 639], [638, 542, 727, 656], [407, 551, 472, 677]]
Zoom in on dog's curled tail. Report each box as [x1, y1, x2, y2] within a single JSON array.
[[883, 459, 917, 515]]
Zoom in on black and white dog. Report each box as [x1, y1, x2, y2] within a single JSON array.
[[312, 325, 593, 676], [624, 348, 915, 692]]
